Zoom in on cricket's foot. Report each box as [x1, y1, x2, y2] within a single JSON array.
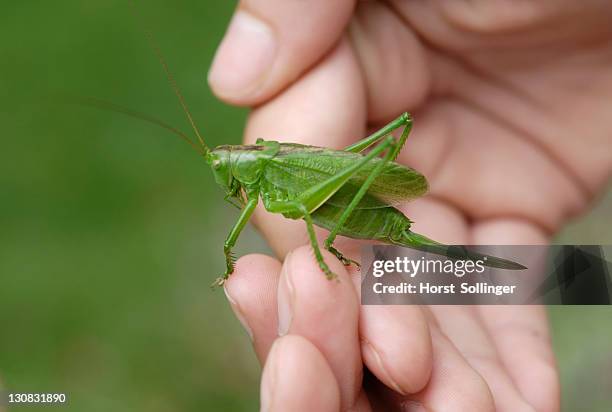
[[313, 256, 339, 281], [323, 262, 342, 282], [327, 245, 361, 268], [210, 276, 226, 289], [210, 270, 232, 288], [211, 263, 234, 289], [323, 268, 339, 281]]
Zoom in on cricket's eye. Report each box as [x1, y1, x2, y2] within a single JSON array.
[[212, 159, 221, 170]]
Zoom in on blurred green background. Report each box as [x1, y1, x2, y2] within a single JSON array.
[[0, 1, 610, 411]]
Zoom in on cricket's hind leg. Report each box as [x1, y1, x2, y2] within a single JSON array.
[[324, 135, 398, 263], [343, 112, 412, 161], [321, 113, 413, 266], [326, 245, 360, 268], [302, 207, 336, 280], [265, 199, 336, 279], [263, 137, 399, 279]]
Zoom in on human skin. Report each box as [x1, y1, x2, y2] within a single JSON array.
[[208, 1, 612, 411]]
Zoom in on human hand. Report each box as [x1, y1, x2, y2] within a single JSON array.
[[225, 250, 562, 412], [210, 1, 612, 410], [225, 248, 531, 411]]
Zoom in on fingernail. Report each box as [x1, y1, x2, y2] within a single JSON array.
[[260, 339, 282, 411], [208, 10, 276, 99], [362, 340, 406, 396], [224, 285, 254, 341], [277, 252, 294, 336]]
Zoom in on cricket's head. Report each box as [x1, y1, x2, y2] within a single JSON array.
[[206, 146, 233, 191]]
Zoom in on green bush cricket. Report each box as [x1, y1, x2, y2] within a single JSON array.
[[87, 11, 525, 288], [204, 113, 526, 287]]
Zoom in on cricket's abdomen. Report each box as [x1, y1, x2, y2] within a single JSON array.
[[311, 202, 410, 243]]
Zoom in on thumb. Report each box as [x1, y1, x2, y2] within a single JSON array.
[[208, 0, 355, 105]]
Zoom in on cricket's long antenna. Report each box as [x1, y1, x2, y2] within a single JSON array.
[[72, 97, 203, 153], [129, 0, 209, 155]]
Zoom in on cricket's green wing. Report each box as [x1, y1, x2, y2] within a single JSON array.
[[329, 156, 428, 209], [264, 143, 428, 209]]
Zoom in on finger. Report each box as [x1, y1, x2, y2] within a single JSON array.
[[473, 219, 560, 412], [260, 335, 341, 412], [224, 254, 282, 363], [208, 0, 355, 104], [359, 303, 433, 396], [350, 258, 433, 396], [278, 245, 362, 410], [389, 0, 612, 51], [419, 102, 586, 232], [400, 196, 470, 244], [399, 202, 537, 409], [478, 306, 559, 412], [394, 104, 454, 188], [244, 39, 366, 257], [350, 199, 461, 396], [430, 306, 536, 411], [389, 325, 496, 412], [348, 1, 431, 123], [245, 38, 365, 148]]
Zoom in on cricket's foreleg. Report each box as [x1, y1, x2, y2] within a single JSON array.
[[211, 196, 258, 288], [343, 112, 412, 156], [324, 136, 397, 263]]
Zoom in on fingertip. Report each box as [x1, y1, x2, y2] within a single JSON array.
[[278, 245, 362, 409], [261, 335, 341, 412], [277, 246, 355, 337], [208, 9, 277, 105], [283, 245, 355, 301], [225, 254, 281, 312], [224, 253, 282, 362], [208, 1, 355, 104], [226, 253, 281, 294], [360, 305, 433, 395]]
